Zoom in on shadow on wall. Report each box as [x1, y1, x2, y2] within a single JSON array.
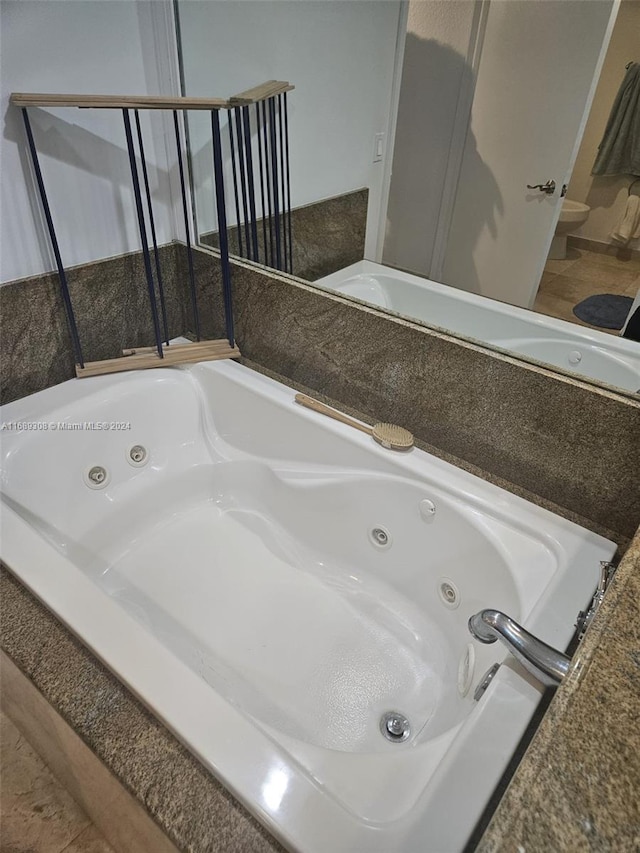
[[442, 126, 502, 296], [384, 33, 502, 293], [3, 104, 173, 278]]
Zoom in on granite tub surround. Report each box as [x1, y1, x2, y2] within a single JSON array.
[[175, 242, 228, 343], [1, 261, 639, 852], [185, 246, 640, 543], [200, 188, 368, 281], [476, 525, 640, 853], [0, 244, 187, 405], [0, 568, 284, 853]]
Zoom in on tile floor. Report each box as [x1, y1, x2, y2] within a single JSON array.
[[534, 246, 640, 335], [0, 711, 116, 853]]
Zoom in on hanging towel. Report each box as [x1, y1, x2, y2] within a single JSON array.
[[592, 62, 640, 177], [611, 194, 640, 245]]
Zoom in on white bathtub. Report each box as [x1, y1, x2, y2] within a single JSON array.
[[0, 360, 615, 852], [316, 261, 640, 394]]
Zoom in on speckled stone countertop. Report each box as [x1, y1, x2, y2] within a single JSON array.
[[1, 374, 639, 851], [477, 527, 640, 852]]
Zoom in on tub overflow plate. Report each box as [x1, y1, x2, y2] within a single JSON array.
[[419, 498, 436, 521]]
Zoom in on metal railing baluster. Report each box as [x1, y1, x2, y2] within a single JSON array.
[[283, 92, 293, 275], [242, 106, 259, 262], [134, 109, 169, 344], [21, 108, 85, 368], [173, 110, 201, 340], [211, 110, 235, 348], [267, 96, 282, 271], [227, 113, 243, 258], [123, 108, 163, 358]]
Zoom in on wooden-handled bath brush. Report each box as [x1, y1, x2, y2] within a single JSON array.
[[294, 394, 414, 451]]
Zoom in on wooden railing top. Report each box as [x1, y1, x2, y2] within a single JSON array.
[[11, 82, 294, 111], [228, 80, 294, 106], [10, 94, 230, 110]]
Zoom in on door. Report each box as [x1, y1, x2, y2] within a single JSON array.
[[439, 0, 618, 308]]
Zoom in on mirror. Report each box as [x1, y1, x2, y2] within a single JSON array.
[[176, 0, 640, 398]]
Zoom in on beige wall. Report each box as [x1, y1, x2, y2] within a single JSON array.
[[567, 0, 640, 249]]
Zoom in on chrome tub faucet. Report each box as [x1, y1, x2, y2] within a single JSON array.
[[468, 609, 570, 687], [469, 562, 618, 689]]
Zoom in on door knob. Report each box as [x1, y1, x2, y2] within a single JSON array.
[[526, 179, 556, 195]]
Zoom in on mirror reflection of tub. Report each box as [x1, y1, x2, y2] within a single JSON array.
[[1, 359, 616, 853], [316, 261, 640, 395]]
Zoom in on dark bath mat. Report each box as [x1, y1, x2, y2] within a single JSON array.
[[572, 293, 633, 329]]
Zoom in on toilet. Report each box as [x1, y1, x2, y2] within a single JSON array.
[[548, 199, 590, 260]]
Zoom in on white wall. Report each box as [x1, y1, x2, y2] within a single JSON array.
[[383, 1, 480, 275], [177, 0, 402, 252], [0, 0, 178, 285], [567, 0, 640, 250]]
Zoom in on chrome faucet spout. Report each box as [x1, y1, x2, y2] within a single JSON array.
[[468, 609, 571, 687]]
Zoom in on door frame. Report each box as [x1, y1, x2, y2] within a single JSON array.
[[373, 0, 410, 263], [429, 0, 490, 282]]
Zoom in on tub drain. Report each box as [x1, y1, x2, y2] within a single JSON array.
[[380, 711, 411, 742]]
